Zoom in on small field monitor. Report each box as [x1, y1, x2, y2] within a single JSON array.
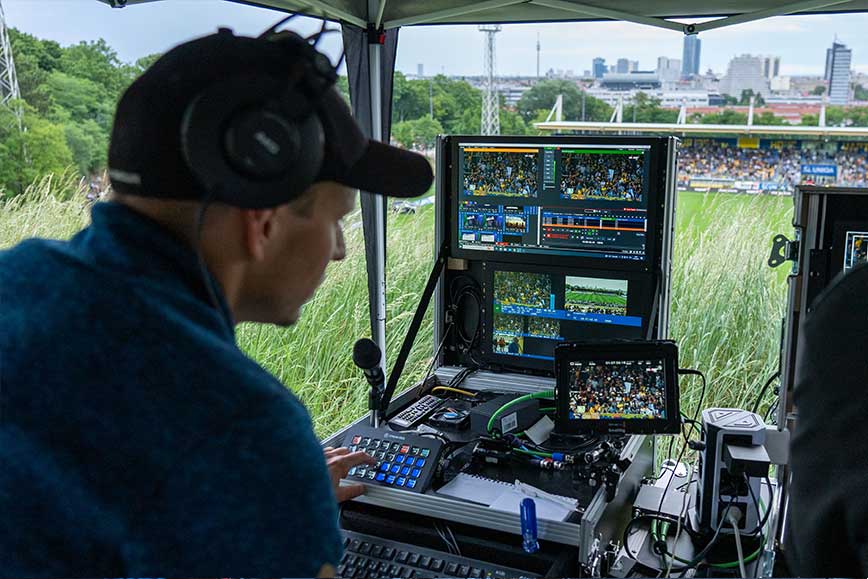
[[554, 340, 680, 435]]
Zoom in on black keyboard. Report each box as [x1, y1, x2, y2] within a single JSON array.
[[339, 530, 538, 579], [341, 426, 443, 493]]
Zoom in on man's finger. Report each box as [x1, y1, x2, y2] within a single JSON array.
[[336, 483, 366, 503], [330, 450, 376, 473], [323, 446, 334, 452], [325, 446, 351, 457]]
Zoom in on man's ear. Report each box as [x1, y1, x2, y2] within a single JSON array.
[[240, 208, 278, 261]]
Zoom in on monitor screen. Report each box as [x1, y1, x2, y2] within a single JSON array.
[[554, 340, 680, 435], [455, 141, 654, 264], [566, 359, 667, 421], [843, 230, 868, 272], [489, 268, 645, 365]]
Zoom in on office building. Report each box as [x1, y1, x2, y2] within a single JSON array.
[[657, 56, 682, 82], [826, 40, 852, 105], [592, 57, 606, 79], [682, 35, 701, 78], [719, 54, 770, 99], [761, 56, 781, 80]]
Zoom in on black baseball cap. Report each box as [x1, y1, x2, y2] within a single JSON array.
[[108, 28, 434, 205]]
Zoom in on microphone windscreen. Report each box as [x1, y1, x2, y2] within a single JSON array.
[[353, 338, 381, 370]]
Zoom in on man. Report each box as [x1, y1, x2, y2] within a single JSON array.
[[786, 262, 868, 576], [0, 27, 433, 577]]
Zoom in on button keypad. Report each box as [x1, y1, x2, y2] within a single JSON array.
[[340, 426, 441, 494]]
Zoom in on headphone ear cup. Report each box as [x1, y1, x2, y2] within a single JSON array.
[[181, 75, 325, 209]]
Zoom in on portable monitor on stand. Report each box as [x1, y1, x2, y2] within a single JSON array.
[[554, 340, 681, 436]]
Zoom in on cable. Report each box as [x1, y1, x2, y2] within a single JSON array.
[[677, 368, 706, 425], [445, 524, 462, 557], [431, 386, 477, 398], [193, 196, 224, 316], [751, 371, 780, 415], [422, 323, 453, 387], [665, 459, 695, 577], [512, 447, 553, 459], [728, 517, 748, 578], [744, 476, 773, 536], [486, 390, 554, 434]]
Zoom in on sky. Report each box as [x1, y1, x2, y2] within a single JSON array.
[[5, 0, 868, 78]]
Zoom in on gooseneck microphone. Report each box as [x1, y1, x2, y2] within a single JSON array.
[[353, 338, 385, 427]]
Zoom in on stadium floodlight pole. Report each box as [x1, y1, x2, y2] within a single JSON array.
[[0, 0, 23, 130]]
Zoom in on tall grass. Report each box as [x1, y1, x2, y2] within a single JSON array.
[[0, 182, 791, 438], [671, 192, 790, 423]]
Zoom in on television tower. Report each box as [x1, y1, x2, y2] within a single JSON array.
[[536, 32, 541, 78], [0, 0, 22, 126], [479, 24, 501, 135]]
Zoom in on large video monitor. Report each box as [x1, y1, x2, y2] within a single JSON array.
[[554, 340, 680, 435], [446, 135, 674, 272]]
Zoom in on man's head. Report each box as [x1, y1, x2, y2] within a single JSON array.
[[107, 26, 433, 326]]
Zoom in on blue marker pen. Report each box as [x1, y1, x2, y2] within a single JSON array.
[[520, 497, 540, 554]]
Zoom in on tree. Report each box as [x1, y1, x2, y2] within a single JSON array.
[[58, 39, 133, 100], [517, 79, 611, 122], [623, 92, 678, 123], [0, 102, 73, 197], [811, 85, 827, 96], [45, 71, 114, 130], [391, 117, 443, 150], [753, 111, 787, 125], [854, 84, 868, 102], [738, 89, 764, 106], [392, 71, 428, 122], [697, 109, 749, 124]]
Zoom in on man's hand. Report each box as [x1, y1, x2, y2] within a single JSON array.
[[323, 446, 376, 502]]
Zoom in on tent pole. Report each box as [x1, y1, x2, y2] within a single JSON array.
[[367, 2, 388, 375]]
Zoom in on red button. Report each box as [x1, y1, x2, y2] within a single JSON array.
[[352, 436, 361, 445], [400, 445, 410, 454]]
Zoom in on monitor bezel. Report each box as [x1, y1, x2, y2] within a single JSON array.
[[446, 135, 671, 273], [553, 340, 680, 435]]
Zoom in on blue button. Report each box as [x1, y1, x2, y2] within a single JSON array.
[[411, 468, 421, 477], [375, 473, 386, 482], [416, 459, 426, 467], [407, 479, 417, 489], [390, 465, 401, 474], [348, 467, 357, 476], [395, 455, 405, 464], [386, 475, 397, 485], [421, 449, 431, 457], [401, 466, 411, 476], [405, 457, 415, 467], [396, 477, 406, 487], [379, 462, 390, 472]]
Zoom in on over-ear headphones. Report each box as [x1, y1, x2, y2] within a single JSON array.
[[180, 29, 338, 209]]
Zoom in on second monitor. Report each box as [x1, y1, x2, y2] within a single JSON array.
[[486, 265, 653, 369]]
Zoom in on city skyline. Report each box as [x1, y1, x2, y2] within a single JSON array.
[[4, 0, 868, 79]]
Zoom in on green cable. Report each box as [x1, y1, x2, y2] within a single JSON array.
[[649, 498, 768, 569], [512, 447, 553, 459], [486, 390, 554, 433]]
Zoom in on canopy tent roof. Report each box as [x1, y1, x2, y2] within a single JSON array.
[[102, 0, 868, 32]]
